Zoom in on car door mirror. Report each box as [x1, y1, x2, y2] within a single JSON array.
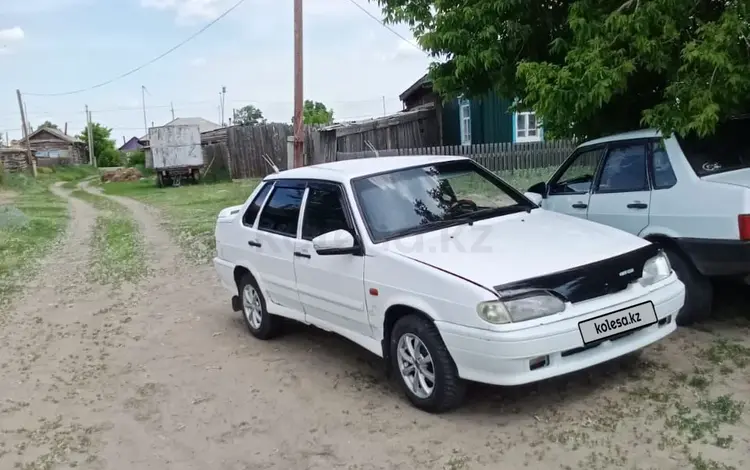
[[524, 192, 544, 206], [312, 229, 359, 255], [527, 181, 547, 197]]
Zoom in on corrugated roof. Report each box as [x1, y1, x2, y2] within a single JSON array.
[[19, 126, 78, 144]]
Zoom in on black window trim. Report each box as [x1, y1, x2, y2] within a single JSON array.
[[591, 138, 653, 195], [299, 180, 362, 246], [547, 144, 608, 196], [256, 183, 307, 239], [242, 181, 274, 228], [349, 159, 533, 244], [647, 138, 678, 191]]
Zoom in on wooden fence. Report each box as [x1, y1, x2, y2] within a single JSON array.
[[335, 140, 577, 172]]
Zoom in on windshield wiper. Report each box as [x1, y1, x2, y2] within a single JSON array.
[[385, 218, 469, 240], [461, 204, 532, 222]]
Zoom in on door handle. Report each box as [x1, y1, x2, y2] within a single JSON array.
[[248, 240, 262, 248], [294, 251, 311, 259], [571, 203, 588, 209], [627, 202, 648, 209]]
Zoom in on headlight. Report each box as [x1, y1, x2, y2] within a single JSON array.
[[640, 251, 672, 287], [477, 291, 566, 324]]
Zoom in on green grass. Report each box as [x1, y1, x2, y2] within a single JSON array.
[[102, 180, 261, 263], [36, 165, 99, 184], [0, 174, 68, 306], [69, 189, 146, 285]]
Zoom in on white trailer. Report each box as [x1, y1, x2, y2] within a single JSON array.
[[148, 124, 204, 187]]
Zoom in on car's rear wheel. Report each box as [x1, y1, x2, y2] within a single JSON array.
[[390, 315, 465, 412], [663, 247, 713, 326], [238, 274, 281, 339]]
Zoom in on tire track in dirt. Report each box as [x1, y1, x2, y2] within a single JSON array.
[[0, 182, 132, 469]]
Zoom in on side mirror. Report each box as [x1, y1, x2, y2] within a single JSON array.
[[312, 229, 360, 256], [524, 192, 543, 206], [527, 181, 547, 196]]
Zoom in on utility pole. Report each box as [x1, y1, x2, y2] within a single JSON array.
[[382, 96, 387, 116], [141, 85, 148, 134], [86, 105, 96, 167], [293, 0, 304, 168], [220, 86, 227, 126], [170, 101, 175, 120], [16, 89, 37, 177]]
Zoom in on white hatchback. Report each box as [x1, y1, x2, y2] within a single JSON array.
[[213, 155, 685, 412]]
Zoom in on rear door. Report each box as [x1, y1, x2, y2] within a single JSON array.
[[586, 141, 652, 235], [252, 180, 306, 316], [544, 145, 606, 219]]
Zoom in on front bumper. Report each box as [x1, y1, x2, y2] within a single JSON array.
[[677, 238, 750, 277], [437, 276, 684, 387]]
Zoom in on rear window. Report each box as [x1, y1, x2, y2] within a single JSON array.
[[677, 117, 750, 176]]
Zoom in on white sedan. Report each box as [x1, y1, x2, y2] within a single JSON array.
[[213, 155, 685, 412]]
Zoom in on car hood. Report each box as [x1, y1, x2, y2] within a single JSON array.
[[701, 167, 750, 189], [381, 209, 650, 290]]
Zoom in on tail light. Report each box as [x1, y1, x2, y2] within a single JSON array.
[[740, 215, 750, 241]]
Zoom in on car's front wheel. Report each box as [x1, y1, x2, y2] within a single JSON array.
[[390, 315, 465, 412], [238, 274, 281, 339]]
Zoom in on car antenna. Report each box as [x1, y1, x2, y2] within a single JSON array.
[[261, 154, 280, 173], [364, 140, 379, 158]]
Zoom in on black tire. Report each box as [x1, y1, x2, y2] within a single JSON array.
[[664, 247, 713, 326], [238, 274, 281, 340], [390, 315, 466, 412]]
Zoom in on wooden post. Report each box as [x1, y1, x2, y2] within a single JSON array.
[[16, 89, 36, 178], [293, 0, 304, 168]]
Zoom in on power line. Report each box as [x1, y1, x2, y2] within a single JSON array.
[[344, 0, 425, 54], [22, 0, 248, 97]]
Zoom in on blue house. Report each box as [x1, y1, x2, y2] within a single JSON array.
[[399, 74, 544, 146]]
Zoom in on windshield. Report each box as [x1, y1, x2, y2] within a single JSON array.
[[677, 117, 750, 176], [351, 160, 533, 242]]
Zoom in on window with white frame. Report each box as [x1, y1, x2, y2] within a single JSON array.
[[516, 111, 541, 143], [459, 98, 471, 146]]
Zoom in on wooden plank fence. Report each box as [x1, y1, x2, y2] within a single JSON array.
[[335, 140, 576, 172]]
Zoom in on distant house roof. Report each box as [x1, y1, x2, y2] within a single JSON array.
[[139, 117, 222, 141], [119, 136, 145, 152], [399, 73, 432, 103], [19, 126, 78, 144]]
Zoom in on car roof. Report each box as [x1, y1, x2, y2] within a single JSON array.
[[578, 129, 662, 148], [264, 155, 470, 183]]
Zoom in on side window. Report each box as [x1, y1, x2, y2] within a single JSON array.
[[549, 147, 605, 195], [302, 185, 351, 240], [257, 186, 305, 237], [596, 143, 649, 193], [242, 182, 272, 227], [650, 140, 677, 189]]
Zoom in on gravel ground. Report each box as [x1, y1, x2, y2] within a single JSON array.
[[1, 183, 749, 470]]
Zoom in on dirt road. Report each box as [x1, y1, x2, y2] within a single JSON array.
[[1, 184, 749, 470]]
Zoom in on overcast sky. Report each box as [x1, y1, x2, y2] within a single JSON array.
[[0, 0, 430, 145]]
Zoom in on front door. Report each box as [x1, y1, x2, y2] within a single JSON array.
[[544, 146, 606, 220], [253, 181, 306, 315], [587, 141, 652, 235], [293, 182, 370, 337]]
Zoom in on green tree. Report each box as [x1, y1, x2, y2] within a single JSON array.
[[377, 0, 750, 139], [301, 100, 334, 125], [77, 123, 120, 167], [39, 121, 59, 130], [233, 105, 266, 126]]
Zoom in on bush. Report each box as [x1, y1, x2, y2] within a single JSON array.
[[126, 150, 146, 168], [97, 148, 121, 167]]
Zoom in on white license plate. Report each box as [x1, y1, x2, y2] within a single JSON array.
[[578, 301, 657, 344]]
